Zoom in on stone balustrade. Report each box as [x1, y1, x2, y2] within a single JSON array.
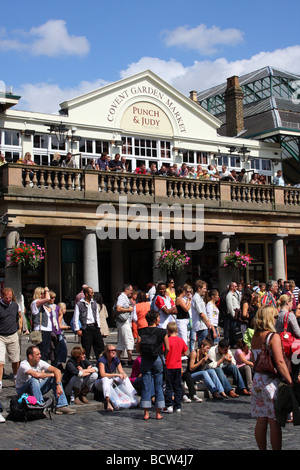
[[0, 163, 299, 212]]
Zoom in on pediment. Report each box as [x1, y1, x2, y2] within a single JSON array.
[[59, 70, 221, 139]]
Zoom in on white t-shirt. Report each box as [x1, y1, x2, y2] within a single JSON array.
[[116, 292, 132, 324], [31, 300, 52, 332], [15, 358, 51, 388], [206, 301, 219, 327]]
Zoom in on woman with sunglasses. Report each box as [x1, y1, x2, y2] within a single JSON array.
[[94, 344, 138, 411]]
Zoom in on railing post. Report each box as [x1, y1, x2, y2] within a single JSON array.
[[153, 176, 167, 201], [0, 163, 23, 188], [273, 186, 285, 211], [219, 181, 232, 207]]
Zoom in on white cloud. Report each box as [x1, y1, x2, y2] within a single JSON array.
[[0, 20, 90, 57], [120, 45, 300, 96], [162, 23, 244, 55], [15, 79, 109, 114], [29, 20, 90, 57], [13, 45, 300, 114]]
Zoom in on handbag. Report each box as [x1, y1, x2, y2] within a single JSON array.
[[279, 312, 295, 358], [253, 332, 278, 377], [29, 308, 42, 345], [234, 308, 248, 324]]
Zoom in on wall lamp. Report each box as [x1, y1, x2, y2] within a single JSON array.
[[47, 122, 69, 144]]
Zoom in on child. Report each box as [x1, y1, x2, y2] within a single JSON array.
[[163, 322, 189, 413]]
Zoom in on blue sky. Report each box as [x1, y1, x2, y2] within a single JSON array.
[[1, 0, 300, 113]]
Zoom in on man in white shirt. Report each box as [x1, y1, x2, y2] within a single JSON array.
[[191, 280, 212, 348], [224, 282, 240, 348], [15, 345, 75, 414], [115, 284, 135, 366], [73, 286, 104, 361], [273, 170, 285, 186], [208, 339, 250, 396]]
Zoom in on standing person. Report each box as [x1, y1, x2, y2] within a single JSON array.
[[73, 286, 104, 362], [94, 292, 110, 338], [225, 281, 240, 348], [30, 287, 53, 361], [166, 278, 176, 303], [115, 284, 135, 366], [15, 345, 75, 415], [261, 280, 278, 308], [60, 152, 77, 168], [251, 306, 293, 450], [191, 280, 212, 348], [136, 311, 169, 420], [175, 286, 192, 348], [134, 291, 151, 332], [163, 322, 189, 413], [239, 288, 255, 336], [0, 287, 21, 390], [289, 279, 300, 307], [206, 289, 220, 344], [57, 302, 69, 371], [152, 283, 177, 329], [48, 290, 61, 367]]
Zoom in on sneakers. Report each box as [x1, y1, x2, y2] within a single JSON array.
[[55, 406, 76, 415], [162, 406, 173, 413], [175, 408, 181, 413], [182, 395, 191, 403], [192, 395, 203, 403], [0, 412, 5, 423]]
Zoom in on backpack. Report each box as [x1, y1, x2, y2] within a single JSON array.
[[140, 329, 159, 358], [7, 395, 54, 422]]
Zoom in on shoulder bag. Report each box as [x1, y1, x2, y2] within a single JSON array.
[[253, 332, 278, 377], [29, 308, 42, 345]]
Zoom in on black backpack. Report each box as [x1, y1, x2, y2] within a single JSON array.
[[7, 395, 54, 422], [140, 329, 159, 358]]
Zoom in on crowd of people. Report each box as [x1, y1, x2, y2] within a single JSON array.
[[1, 150, 293, 186], [1, 276, 300, 450]]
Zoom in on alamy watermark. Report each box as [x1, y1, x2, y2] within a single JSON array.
[[96, 196, 204, 250]]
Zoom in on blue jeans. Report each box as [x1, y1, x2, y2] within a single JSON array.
[[191, 369, 224, 394], [197, 328, 208, 348], [16, 377, 68, 408], [213, 367, 234, 393], [140, 355, 165, 409], [57, 334, 68, 364], [133, 376, 155, 397], [222, 364, 246, 391]]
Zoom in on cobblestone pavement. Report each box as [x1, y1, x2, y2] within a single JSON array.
[[0, 331, 299, 452]]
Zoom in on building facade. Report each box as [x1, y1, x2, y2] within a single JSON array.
[[0, 70, 299, 318]]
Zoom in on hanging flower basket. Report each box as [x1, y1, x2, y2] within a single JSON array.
[[156, 248, 190, 273], [222, 251, 252, 269], [6, 241, 45, 270]]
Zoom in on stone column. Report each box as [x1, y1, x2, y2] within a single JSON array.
[[83, 229, 99, 291], [218, 232, 235, 293], [152, 236, 165, 283], [5, 228, 22, 304], [272, 234, 287, 281]]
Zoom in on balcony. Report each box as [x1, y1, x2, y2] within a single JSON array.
[[0, 163, 299, 214]]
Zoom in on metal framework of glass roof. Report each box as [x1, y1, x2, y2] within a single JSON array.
[[199, 67, 300, 116]]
